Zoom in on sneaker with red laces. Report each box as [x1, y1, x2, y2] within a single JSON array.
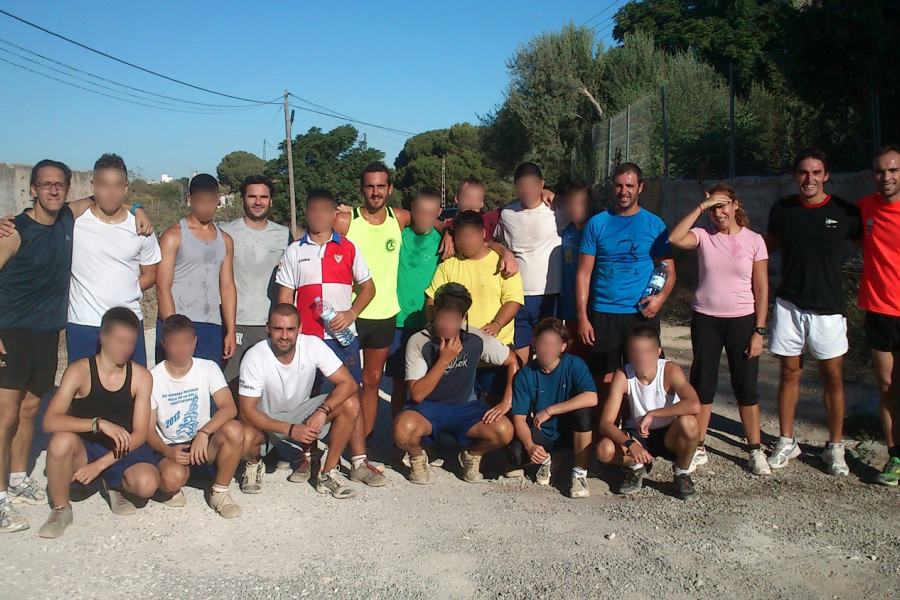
[[349, 459, 388, 487]]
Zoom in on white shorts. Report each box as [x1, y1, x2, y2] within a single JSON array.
[[769, 297, 848, 360], [261, 393, 331, 456]]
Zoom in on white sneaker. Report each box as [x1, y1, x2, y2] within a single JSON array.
[[241, 460, 264, 494], [570, 472, 590, 498], [821, 443, 849, 476], [535, 462, 552, 486], [748, 448, 771, 475], [767, 437, 801, 469], [686, 446, 708, 474]]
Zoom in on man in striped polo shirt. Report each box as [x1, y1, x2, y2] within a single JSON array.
[[277, 188, 385, 487]]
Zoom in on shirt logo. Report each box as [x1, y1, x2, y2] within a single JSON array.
[[334, 254, 343, 264], [825, 217, 838, 229], [298, 257, 311, 263], [867, 218, 874, 235], [386, 238, 397, 252], [444, 353, 469, 372]]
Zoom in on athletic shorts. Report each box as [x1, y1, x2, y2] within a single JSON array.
[[324, 338, 362, 383], [77, 438, 157, 490], [67, 322, 147, 367], [152, 440, 216, 479], [624, 425, 675, 461], [507, 407, 594, 467], [586, 311, 661, 375], [260, 393, 332, 456], [564, 320, 589, 358], [405, 400, 490, 448], [865, 311, 900, 353], [385, 327, 418, 379], [0, 329, 59, 395], [357, 316, 396, 349], [474, 367, 507, 399], [156, 319, 223, 368], [769, 297, 847, 360], [514, 294, 560, 349], [223, 325, 268, 384]]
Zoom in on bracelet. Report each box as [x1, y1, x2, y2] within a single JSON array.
[[92, 417, 100, 434], [288, 424, 295, 438], [130, 203, 143, 215], [490, 319, 501, 328], [316, 405, 332, 416], [197, 430, 211, 438]]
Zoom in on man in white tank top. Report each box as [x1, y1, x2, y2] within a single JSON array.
[[596, 325, 702, 501]]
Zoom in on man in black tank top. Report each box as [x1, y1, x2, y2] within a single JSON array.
[[38, 308, 158, 539]]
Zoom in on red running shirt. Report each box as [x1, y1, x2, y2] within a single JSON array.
[[858, 193, 900, 317]]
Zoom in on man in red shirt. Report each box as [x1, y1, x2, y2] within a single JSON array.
[[858, 145, 900, 486]]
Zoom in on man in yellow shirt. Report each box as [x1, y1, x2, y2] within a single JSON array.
[[426, 210, 524, 399]]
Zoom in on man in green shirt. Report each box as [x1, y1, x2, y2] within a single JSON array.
[[387, 187, 443, 419]]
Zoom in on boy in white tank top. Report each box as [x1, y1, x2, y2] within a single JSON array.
[[596, 325, 702, 501]]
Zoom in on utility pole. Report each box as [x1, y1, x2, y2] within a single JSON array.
[[284, 90, 297, 236], [440, 154, 446, 209], [263, 139, 266, 162]]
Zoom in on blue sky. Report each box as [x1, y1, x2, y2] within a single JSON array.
[[0, 1, 625, 179]]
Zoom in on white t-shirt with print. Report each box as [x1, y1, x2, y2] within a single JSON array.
[[150, 358, 228, 445]]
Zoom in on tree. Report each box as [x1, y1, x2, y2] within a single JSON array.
[[216, 151, 265, 191], [265, 125, 389, 226]]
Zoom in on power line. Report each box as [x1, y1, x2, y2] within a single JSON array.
[[582, 1, 621, 26], [288, 93, 415, 137], [0, 37, 263, 109], [0, 8, 279, 105]]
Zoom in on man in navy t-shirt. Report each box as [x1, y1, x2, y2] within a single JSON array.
[[576, 162, 674, 382], [508, 318, 598, 498], [394, 283, 518, 485]]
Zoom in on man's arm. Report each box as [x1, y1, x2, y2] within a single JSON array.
[[129, 367, 152, 448], [482, 348, 519, 423], [486, 241, 518, 277], [277, 284, 295, 306], [481, 300, 521, 337], [155, 226, 179, 318], [330, 277, 375, 333], [538, 391, 598, 421], [69, 198, 154, 235], [639, 256, 676, 319], [139, 263, 158, 292], [639, 363, 701, 430], [747, 258, 769, 359], [0, 233, 21, 357], [597, 370, 630, 445], [205, 386, 239, 433], [220, 232, 237, 360], [239, 395, 292, 436], [408, 336, 461, 403], [765, 232, 781, 254], [576, 252, 596, 345], [333, 212, 351, 236]]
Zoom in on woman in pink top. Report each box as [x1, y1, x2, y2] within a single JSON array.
[[669, 184, 770, 476]]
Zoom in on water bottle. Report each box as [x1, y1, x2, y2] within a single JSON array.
[[315, 296, 356, 347], [637, 263, 667, 308]]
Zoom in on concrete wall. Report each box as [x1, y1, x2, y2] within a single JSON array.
[[0, 163, 93, 217]]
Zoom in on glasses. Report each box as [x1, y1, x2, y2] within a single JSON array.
[[34, 181, 69, 191]]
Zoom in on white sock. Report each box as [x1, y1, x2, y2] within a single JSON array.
[[673, 465, 690, 476], [541, 457, 552, 466], [629, 462, 644, 470], [9, 472, 25, 488], [0, 490, 7, 502], [351, 454, 367, 469], [572, 467, 587, 478], [211, 484, 229, 494], [779, 436, 795, 446]]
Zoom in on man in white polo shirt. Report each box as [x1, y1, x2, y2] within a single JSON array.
[[67, 154, 161, 366], [238, 304, 363, 498]]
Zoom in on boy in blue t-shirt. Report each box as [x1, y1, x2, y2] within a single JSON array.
[[508, 317, 598, 498], [559, 178, 593, 357]]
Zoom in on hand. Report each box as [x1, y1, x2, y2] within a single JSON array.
[[167, 443, 191, 465], [578, 316, 595, 346], [746, 332, 763, 359], [438, 336, 463, 365], [637, 414, 653, 438], [97, 419, 131, 454], [190, 433, 209, 465], [626, 441, 654, 465], [133, 208, 154, 236], [540, 188, 556, 208], [528, 443, 550, 465], [0, 215, 15, 238], [482, 399, 511, 424], [438, 229, 456, 260], [499, 250, 519, 278], [222, 331, 236, 360], [335, 203, 352, 214], [0, 335, 6, 368], [329, 310, 356, 333], [480, 321, 500, 337], [638, 293, 665, 319], [533, 409, 552, 430], [72, 461, 105, 485], [699, 192, 731, 212]]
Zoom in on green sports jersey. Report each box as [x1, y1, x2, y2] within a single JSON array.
[[396, 227, 441, 328]]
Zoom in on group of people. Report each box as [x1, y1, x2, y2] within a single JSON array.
[[0, 145, 898, 539]]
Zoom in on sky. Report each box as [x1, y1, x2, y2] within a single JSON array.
[[0, 1, 626, 179]]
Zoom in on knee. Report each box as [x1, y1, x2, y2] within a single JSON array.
[[219, 420, 243, 447], [128, 470, 160, 498], [780, 363, 802, 382], [160, 465, 189, 491], [493, 418, 513, 445], [677, 415, 700, 441], [241, 425, 262, 458], [361, 367, 381, 388], [18, 397, 40, 422], [393, 414, 415, 444], [0, 410, 17, 435], [337, 395, 361, 420], [47, 431, 79, 458], [820, 366, 844, 389], [596, 438, 616, 463]]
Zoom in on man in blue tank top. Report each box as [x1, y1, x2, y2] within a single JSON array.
[[0, 160, 73, 533], [156, 174, 237, 367]]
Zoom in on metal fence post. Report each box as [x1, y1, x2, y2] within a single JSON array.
[[661, 86, 669, 180]]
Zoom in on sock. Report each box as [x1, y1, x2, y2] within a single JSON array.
[[9, 472, 25, 488], [697, 440, 705, 450], [541, 456, 552, 466], [629, 462, 644, 471], [673, 465, 690, 476], [890, 446, 900, 459], [826, 441, 842, 449], [779, 436, 794, 446], [351, 454, 367, 469], [211, 484, 229, 494], [747, 443, 761, 451], [0, 490, 7, 502], [572, 467, 587, 478]]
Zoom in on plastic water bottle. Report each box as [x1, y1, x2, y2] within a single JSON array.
[[315, 296, 356, 347], [638, 263, 667, 308]]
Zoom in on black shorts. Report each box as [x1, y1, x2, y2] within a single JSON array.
[[586, 311, 661, 375], [865, 311, 900, 353], [0, 329, 59, 395], [625, 425, 675, 461], [507, 408, 594, 466], [356, 317, 396, 350]]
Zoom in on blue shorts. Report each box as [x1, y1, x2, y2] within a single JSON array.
[[406, 400, 490, 448], [156, 319, 223, 367], [152, 440, 216, 479], [385, 327, 418, 379], [324, 337, 362, 383], [67, 323, 147, 367], [78, 438, 156, 489], [514, 294, 560, 349], [475, 367, 507, 399]]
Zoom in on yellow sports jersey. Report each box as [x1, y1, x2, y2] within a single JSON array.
[[346, 207, 403, 320]]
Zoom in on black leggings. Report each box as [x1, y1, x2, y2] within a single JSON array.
[[690, 311, 759, 407], [506, 407, 593, 466]]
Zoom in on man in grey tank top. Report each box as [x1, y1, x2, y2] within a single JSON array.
[[156, 174, 236, 367], [220, 175, 291, 389]]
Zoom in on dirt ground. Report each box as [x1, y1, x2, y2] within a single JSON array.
[[4, 326, 898, 600]]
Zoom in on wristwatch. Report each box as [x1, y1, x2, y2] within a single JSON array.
[[752, 327, 767, 336]]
